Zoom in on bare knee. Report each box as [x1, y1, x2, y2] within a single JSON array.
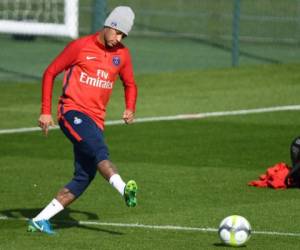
[[97, 160, 118, 181]]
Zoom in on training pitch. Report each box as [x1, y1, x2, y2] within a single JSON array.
[[1, 64, 300, 249]]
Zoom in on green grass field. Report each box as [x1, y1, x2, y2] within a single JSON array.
[[1, 63, 300, 249]]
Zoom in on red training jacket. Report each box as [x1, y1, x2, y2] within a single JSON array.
[[41, 32, 137, 130]]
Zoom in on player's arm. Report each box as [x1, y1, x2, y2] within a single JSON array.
[[119, 48, 137, 124], [40, 39, 82, 135]]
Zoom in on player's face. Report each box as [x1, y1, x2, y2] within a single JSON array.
[[104, 28, 125, 47]]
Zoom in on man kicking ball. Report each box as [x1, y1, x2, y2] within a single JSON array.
[[28, 6, 138, 235]]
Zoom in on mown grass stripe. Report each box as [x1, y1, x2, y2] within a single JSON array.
[[0, 105, 300, 135]]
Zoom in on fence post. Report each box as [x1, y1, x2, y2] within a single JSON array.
[[232, 0, 240, 66], [91, 0, 107, 33]]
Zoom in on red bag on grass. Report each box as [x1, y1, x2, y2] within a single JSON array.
[[248, 162, 291, 189]]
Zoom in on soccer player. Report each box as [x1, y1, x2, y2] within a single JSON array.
[[28, 6, 138, 235]]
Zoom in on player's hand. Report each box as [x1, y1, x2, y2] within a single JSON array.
[[123, 109, 135, 124], [38, 114, 55, 136]]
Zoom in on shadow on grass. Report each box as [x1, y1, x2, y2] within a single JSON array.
[[213, 242, 247, 248], [0, 208, 123, 235]]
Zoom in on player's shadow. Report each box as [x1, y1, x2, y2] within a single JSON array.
[[0, 208, 123, 235]]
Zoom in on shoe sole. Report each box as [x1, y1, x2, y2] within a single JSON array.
[[125, 180, 138, 207]]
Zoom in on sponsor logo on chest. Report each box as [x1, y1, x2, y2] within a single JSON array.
[[79, 69, 113, 89]]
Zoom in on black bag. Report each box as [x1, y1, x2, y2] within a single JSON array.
[[285, 137, 300, 187]]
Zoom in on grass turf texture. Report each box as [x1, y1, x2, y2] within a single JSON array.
[[0, 63, 300, 129], [1, 64, 300, 249], [1, 114, 300, 249]]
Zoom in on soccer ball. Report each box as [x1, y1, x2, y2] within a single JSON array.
[[218, 215, 251, 246]]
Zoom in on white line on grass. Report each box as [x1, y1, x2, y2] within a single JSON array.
[[1, 105, 300, 135], [0, 216, 300, 237]]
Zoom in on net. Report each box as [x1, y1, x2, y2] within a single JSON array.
[[0, 0, 78, 38], [107, 0, 300, 45], [0, 0, 300, 82]]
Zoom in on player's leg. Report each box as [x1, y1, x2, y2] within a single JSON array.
[[62, 110, 138, 206], [97, 159, 137, 207], [55, 188, 76, 207], [96, 159, 125, 196], [29, 110, 138, 233], [61, 110, 138, 207], [28, 150, 97, 234], [62, 110, 138, 207], [28, 112, 98, 234], [27, 198, 63, 234]]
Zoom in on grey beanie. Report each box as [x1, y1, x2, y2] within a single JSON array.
[[104, 6, 135, 36]]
